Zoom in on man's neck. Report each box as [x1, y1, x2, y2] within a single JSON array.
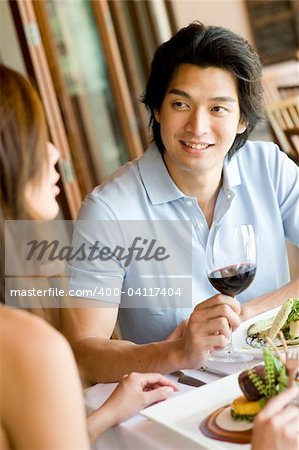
[[163, 154, 223, 226]]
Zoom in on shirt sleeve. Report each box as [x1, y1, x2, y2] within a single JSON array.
[[66, 193, 125, 304], [269, 144, 299, 246]]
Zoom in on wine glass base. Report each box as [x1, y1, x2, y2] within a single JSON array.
[[208, 351, 254, 363]]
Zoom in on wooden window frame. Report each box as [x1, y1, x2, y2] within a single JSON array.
[[91, 0, 143, 160], [32, 0, 96, 197], [109, 0, 150, 148], [9, 0, 82, 219]]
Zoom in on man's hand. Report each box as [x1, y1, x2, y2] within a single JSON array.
[[179, 294, 241, 369], [166, 320, 188, 340], [240, 303, 253, 322], [60, 295, 241, 382]]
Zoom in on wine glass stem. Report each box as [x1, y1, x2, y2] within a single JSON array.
[[226, 328, 235, 353]]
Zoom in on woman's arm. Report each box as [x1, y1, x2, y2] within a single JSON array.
[[87, 372, 178, 443], [1, 307, 178, 448]]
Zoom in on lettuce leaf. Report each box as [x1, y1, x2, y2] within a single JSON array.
[[230, 409, 255, 422], [285, 298, 299, 324]]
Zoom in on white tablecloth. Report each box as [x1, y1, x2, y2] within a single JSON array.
[[84, 359, 260, 449]]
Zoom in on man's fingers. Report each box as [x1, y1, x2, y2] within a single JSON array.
[[191, 304, 240, 331], [198, 333, 228, 351], [194, 294, 241, 314], [203, 317, 230, 337], [214, 304, 240, 330]]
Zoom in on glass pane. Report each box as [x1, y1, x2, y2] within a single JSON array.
[[45, 0, 128, 181]]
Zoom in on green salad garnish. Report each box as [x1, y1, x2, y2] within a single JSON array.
[[247, 347, 288, 399], [285, 298, 299, 325]]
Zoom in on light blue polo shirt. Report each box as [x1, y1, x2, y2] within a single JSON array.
[[68, 141, 299, 343]]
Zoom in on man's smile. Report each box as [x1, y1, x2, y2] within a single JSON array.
[[180, 140, 214, 154]]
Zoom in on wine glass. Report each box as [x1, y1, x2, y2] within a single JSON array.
[[205, 223, 257, 362]]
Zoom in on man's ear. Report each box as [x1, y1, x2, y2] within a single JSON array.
[[237, 119, 247, 134], [154, 109, 160, 123]]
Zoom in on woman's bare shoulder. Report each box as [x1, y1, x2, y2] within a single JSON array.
[[0, 306, 73, 379], [1, 306, 65, 348], [0, 307, 89, 449]]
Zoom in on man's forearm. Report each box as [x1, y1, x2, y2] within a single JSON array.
[[63, 295, 242, 385], [73, 337, 184, 385], [241, 277, 299, 321]]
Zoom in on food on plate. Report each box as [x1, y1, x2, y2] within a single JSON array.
[[246, 317, 274, 340], [230, 395, 261, 424], [200, 348, 289, 444], [247, 298, 299, 348], [215, 404, 253, 432], [268, 298, 298, 340], [231, 348, 287, 423], [238, 364, 265, 401]]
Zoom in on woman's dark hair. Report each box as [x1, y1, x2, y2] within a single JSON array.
[[0, 64, 48, 219], [142, 22, 264, 159], [0, 66, 60, 328]]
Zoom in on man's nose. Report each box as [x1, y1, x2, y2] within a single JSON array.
[[185, 109, 210, 135]]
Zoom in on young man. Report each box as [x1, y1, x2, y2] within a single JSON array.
[[62, 23, 299, 384]]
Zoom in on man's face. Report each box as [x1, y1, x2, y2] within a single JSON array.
[[154, 64, 247, 178]]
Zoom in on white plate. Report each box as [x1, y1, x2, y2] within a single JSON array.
[[232, 307, 280, 359], [141, 373, 250, 450]]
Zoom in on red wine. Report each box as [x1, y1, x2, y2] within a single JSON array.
[[208, 263, 256, 296]]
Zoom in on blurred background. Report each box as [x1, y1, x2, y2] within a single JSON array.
[[0, 0, 298, 220]]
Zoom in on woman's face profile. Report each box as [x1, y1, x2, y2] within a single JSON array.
[[25, 143, 60, 220]]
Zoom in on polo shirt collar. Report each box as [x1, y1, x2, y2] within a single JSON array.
[[138, 143, 184, 205], [138, 143, 242, 205], [222, 153, 242, 195]]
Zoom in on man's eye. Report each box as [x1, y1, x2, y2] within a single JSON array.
[[173, 101, 188, 109], [212, 106, 227, 113]]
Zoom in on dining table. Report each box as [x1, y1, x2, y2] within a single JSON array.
[[84, 358, 261, 450]]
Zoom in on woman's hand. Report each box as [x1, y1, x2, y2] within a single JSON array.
[[87, 372, 178, 442], [104, 372, 178, 423], [251, 387, 299, 450]]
